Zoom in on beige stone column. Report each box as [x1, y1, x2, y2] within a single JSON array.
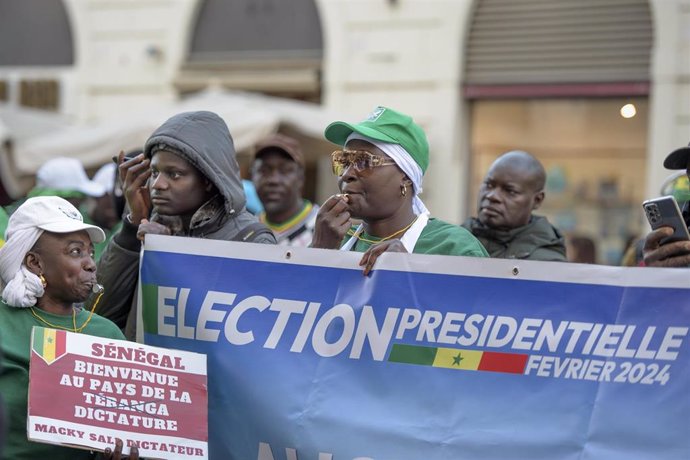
[[65, 0, 201, 122], [646, 0, 690, 199]]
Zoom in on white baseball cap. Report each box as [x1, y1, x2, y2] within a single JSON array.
[[92, 162, 117, 193], [6, 196, 106, 244], [36, 157, 106, 197]]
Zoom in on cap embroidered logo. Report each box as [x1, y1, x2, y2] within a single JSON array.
[[58, 206, 82, 221], [365, 106, 386, 122]]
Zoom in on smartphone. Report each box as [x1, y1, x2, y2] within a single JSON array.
[[642, 195, 690, 244]]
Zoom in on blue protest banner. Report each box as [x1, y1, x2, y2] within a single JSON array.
[[139, 235, 690, 460]]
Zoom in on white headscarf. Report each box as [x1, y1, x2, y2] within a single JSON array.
[[0, 227, 45, 308], [345, 133, 430, 215]]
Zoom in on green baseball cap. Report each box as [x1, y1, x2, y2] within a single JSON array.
[[660, 171, 690, 204], [324, 106, 430, 173]]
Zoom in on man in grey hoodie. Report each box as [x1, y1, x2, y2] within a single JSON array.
[[96, 111, 276, 339]]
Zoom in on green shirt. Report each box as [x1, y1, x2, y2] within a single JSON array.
[[349, 217, 489, 257], [0, 301, 125, 460]]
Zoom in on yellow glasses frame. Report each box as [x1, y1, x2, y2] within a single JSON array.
[[331, 149, 397, 176]]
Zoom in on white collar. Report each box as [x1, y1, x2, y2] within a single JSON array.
[[340, 214, 429, 253]]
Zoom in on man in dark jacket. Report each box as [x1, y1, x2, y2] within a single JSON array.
[[462, 150, 567, 261], [96, 111, 276, 339]]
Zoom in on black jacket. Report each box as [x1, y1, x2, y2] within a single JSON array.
[[462, 215, 567, 261]]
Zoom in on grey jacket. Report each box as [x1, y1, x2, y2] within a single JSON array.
[[95, 111, 276, 339], [462, 215, 567, 262]]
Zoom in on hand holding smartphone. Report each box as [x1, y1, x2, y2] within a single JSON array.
[[642, 195, 690, 244]]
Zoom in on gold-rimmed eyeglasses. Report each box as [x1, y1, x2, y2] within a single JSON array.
[[331, 149, 397, 176]]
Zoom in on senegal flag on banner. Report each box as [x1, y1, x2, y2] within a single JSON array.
[[388, 344, 528, 374], [31, 327, 67, 365]]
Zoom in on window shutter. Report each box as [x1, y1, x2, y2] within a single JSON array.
[[465, 0, 653, 85]]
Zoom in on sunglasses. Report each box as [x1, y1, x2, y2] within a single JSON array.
[[331, 149, 397, 176]]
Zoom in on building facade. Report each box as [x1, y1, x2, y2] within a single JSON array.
[[1, 0, 689, 261]]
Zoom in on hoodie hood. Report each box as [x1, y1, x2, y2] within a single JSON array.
[[144, 111, 246, 215]]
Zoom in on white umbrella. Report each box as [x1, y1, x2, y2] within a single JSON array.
[[0, 103, 72, 142], [0, 104, 76, 198], [11, 88, 341, 175]]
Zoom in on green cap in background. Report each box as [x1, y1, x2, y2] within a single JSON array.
[[660, 171, 690, 204], [27, 188, 86, 199], [324, 106, 430, 173]]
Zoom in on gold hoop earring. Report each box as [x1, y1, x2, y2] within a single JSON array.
[[401, 183, 407, 197], [39, 274, 47, 289]]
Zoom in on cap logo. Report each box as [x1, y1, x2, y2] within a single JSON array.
[[365, 107, 386, 122], [58, 206, 83, 222]]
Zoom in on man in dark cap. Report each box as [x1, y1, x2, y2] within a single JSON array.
[[643, 142, 690, 267], [251, 134, 319, 246], [462, 150, 566, 261]]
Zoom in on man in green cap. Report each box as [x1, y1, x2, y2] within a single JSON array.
[[311, 106, 487, 275]]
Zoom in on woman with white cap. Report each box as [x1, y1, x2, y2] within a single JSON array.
[[311, 106, 487, 274], [0, 196, 137, 459]]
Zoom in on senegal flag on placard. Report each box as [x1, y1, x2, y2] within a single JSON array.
[[31, 327, 67, 365]]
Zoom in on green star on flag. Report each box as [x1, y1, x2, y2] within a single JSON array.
[[452, 352, 463, 365], [31, 327, 67, 365]]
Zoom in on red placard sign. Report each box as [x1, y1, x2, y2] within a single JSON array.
[[29, 327, 208, 459]]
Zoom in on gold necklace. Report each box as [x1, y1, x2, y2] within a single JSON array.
[[30, 307, 77, 332], [347, 215, 419, 245], [29, 289, 104, 333]]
